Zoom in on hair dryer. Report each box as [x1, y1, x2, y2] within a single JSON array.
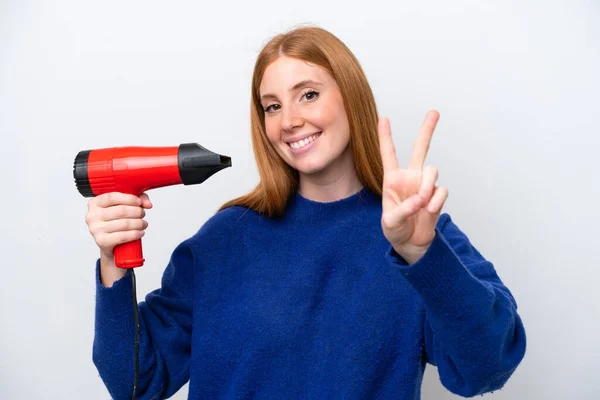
[[73, 143, 231, 268]]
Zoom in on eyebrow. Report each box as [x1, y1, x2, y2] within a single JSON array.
[[260, 80, 323, 102]]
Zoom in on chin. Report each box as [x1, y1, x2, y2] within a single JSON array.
[[293, 160, 329, 176]]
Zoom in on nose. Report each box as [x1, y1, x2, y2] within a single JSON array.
[[281, 104, 304, 133]]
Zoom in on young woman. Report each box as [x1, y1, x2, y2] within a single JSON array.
[[87, 26, 526, 399]]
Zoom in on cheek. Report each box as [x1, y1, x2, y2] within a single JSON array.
[[312, 103, 336, 127], [264, 118, 279, 143], [312, 97, 347, 132]]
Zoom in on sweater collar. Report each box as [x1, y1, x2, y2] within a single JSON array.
[[284, 187, 379, 223]]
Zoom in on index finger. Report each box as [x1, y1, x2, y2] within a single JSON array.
[[408, 110, 439, 170], [378, 117, 399, 173], [93, 192, 142, 208]]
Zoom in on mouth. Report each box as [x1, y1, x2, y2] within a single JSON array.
[[287, 132, 322, 151]]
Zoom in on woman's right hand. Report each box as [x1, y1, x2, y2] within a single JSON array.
[[85, 192, 153, 286]]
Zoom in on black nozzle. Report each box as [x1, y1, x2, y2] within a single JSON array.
[[178, 143, 232, 185], [73, 150, 94, 197]]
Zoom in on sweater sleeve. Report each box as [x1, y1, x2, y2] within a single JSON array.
[[92, 236, 196, 400], [384, 213, 526, 397]]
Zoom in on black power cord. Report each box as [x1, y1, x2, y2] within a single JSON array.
[[130, 269, 140, 400]]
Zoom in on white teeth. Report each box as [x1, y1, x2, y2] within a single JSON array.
[[289, 133, 320, 149]]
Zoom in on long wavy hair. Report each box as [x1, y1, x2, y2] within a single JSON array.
[[217, 26, 384, 218]]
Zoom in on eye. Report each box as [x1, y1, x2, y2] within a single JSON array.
[[301, 90, 319, 102], [264, 103, 281, 113], [263, 90, 319, 114]]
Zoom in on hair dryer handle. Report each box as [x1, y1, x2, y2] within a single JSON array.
[[114, 239, 145, 268]]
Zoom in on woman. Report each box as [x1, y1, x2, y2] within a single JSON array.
[[87, 26, 526, 399]]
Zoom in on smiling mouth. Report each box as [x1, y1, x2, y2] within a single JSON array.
[[287, 132, 322, 150]]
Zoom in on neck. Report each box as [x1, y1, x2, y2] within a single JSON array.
[[297, 146, 363, 202]]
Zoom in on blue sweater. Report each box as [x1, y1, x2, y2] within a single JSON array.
[[93, 188, 526, 399]]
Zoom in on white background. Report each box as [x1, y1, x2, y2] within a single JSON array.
[[1, 0, 598, 399]]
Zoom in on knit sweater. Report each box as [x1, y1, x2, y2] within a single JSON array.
[[92, 188, 526, 399]]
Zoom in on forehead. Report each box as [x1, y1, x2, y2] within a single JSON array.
[[259, 56, 334, 93]]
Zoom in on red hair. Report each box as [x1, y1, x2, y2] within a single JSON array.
[[218, 26, 383, 218]]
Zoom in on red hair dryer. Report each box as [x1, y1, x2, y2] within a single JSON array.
[[73, 143, 231, 268]]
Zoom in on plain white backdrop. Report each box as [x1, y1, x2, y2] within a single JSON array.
[[1, 0, 598, 399]]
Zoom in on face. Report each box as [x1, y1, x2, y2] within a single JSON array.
[[259, 56, 352, 179]]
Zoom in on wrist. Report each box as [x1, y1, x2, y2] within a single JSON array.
[[99, 251, 126, 287], [100, 250, 114, 262], [392, 236, 436, 265], [393, 246, 427, 265]]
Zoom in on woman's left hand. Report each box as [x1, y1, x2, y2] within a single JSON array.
[[378, 110, 449, 264]]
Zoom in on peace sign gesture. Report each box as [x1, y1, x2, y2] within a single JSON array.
[[378, 110, 449, 264]]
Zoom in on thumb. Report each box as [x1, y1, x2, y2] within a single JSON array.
[[139, 192, 153, 209]]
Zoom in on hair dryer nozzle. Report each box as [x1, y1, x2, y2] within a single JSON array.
[[178, 143, 232, 185], [73, 150, 94, 197]]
